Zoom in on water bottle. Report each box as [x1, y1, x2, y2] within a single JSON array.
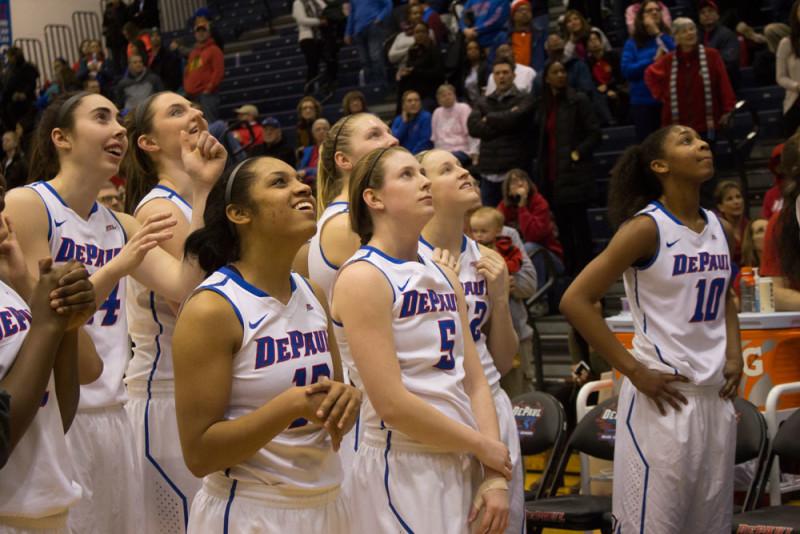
[[740, 267, 756, 313]]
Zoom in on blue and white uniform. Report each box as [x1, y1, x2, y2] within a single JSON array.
[[614, 201, 736, 533], [124, 185, 200, 534], [335, 246, 480, 534], [187, 267, 349, 533], [0, 280, 81, 533], [27, 182, 141, 534], [419, 235, 525, 534]]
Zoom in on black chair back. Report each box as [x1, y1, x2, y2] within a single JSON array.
[[513, 391, 567, 457], [772, 409, 800, 467], [733, 397, 769, 512]]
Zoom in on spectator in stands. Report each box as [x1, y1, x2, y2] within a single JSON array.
[[587, 29, 627, 125], [644, 18, 735, 142], [509, 0, 549, 72], [391, 90, 433, 153], [622, 0, 675, 141], [415, 0, 447, 44], [122, 21, 152, 63], [741, 218, 768, 269], [184, 19, 224, 122], [763, 143, 788, 219], [431, 83, 479, 165], [293, 0, 337, 94], [714, 180, 748, 265], [36, 58, 81, 110], [388, 4, 428, 67], [742, 22, 790, 87], [342, 90, 368, 115], [1, 130, 27, 190], [0, 47, 38, 136], [298, 117, 330, 186], [697, 0, 740, 88], [485, 43, 536, 94], [103, 0, 130, 74], [395, 22, 445, 111], [295, 96, 322, 154], [231, 104, 265, 150], [83, 79, 102, 94], [344, 0, 392, 88], [128, 0, 160, 29], [115, 54, 164, 112], [539, 34, 594, 96], [762, 130, 800, 311], [460, 0, 509, 53], [468, 57, 535, 206], [777, 0, 800, 138], [96, 179, 125, 211], [497, 168, 564, 281], [461, 39, 491, 104], [562, 9, 610, 61], [76, 40, 115, 94], [256, 117, 297, 167], [625, 0, 672, 36], [532, 59, 600, 276], [149, 29, 182, 91]]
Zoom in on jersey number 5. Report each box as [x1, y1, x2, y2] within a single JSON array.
[[435, 319, 457, 370], [690, 277, 726, 322], [289, 363, 332, 428]]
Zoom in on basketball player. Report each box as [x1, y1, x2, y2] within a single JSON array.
[[331, 147, 511, 534], [121, 92, 210, 533], [4, 92, 225, 533], [306, 113, 398, 463], [417, 149, 525, 533], [173, 157, 361, 532], [560, 126, 743, 532]]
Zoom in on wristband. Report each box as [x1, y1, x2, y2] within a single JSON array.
[[471, 477, 509, 508]]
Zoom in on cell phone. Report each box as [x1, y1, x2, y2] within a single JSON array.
[[573, 360, 591, 377]]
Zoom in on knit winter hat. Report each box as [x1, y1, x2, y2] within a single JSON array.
[[698, 0, 719, 12], [511, 0, 531, 16]]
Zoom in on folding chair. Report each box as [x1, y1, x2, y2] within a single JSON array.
[[732, 397, 769, 513]]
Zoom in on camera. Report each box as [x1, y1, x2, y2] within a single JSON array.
[[509, 194, 521, 205]]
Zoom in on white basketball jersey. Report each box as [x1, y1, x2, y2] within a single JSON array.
[[623, 201, 731, 386], [28, 182, 129, 409], [418, 235, 501, 390], [126, 185, 192, 385], [195, 267, 341, 490], [0, 279, 82, 518], [308, 201, 349, 302], [334, 246, 477, 440]]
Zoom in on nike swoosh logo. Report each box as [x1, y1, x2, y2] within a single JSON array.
[[666, 239, 680, 248], [54, 219, 66, 227], [248, 314, 267, 329], [397, 277, 411, 292]]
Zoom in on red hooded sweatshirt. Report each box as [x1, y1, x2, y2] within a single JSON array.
[[183, 38, 224, 97], [498, 191, 564, 259]]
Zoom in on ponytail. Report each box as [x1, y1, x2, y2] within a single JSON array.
[[608, 126, 673, 229], [123, 92, 164, 213], [316, 113, 365, 214]]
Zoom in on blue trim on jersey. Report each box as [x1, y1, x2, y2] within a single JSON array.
[[200, 284, 245, 327], [219, 265, 299, 298], [144, 291, 189, 528], [88, 202, 99, 216], [652, 201, 709, 230], [153, 185, 193, 210], [106, 207, 128, 242], [26, 184, 53, 242], [40, 181, 70, 208], [633, 212, 660, 270], [297, 273, 316, 295], [223, 479, 238, 534], [625, 394, 649, 534], [383, 431, 415, 533], [418, 235, 434, 251], [328, 201, 349, 208], [654, 345, 678, 374], [361, 245, 411, 265], [353, 413, 360, 451], [352, 258, 396, 303], [418, 234, 468, 254]]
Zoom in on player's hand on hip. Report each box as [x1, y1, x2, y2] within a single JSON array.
[[630, 364, 689, 416], [719, 357, 743, 400], [476, 437, 512, 480]]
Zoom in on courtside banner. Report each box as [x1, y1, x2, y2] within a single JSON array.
[[0, 0, 10, 48]]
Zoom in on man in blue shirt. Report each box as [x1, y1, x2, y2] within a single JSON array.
[[391, 90, 433, 153], [345, 0, 392, 88]]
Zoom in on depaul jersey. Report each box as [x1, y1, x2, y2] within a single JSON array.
[[126, 185, 192, 385], [418, 235, 501, 390], [308, 201, 349, 302], [0, 279, 82, 518], [334, 246, 477, 440], [28, 181, 129, 409], [623, 201, 731, 386], [195, 267, 341, 490]]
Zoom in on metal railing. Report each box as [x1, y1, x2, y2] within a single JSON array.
[[43, 24, 77, 80], [72, 11, 102, 49]]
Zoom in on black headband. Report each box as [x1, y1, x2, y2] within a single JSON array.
[[364, 147, 391, 185], [133, 92, 160, 129], [56, 92, 89, 126], [332, 114, 354, 157], [225, 158, 250, 206]]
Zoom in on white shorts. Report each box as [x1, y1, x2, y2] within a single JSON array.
[[337, 413, 360, 484], [494, 387, 525, 534], [346, 430, 479, 534], [66, 405, 143, 534], [187, 473, 349, 533], [126, 381, 202, 534], [612, 378, 736, 533], [0, 510, 67, 534]]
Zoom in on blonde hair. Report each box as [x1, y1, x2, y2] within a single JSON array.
[[316, 113, 368, 213], [470, 206, 505, 230]]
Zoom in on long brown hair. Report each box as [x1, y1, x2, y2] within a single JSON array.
[[316, 113, 367, 213], [348, 147, 407, 245], [27, 92, 88, 182], [122, 92, 165, 213], [632, 0, 669, 47]]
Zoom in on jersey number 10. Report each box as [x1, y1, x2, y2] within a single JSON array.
[[690, 277, 726, 323]]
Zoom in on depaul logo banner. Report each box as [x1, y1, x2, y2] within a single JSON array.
[[0, 0, 10, 49]]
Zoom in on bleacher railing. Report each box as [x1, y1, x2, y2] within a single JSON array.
[[161, 0, 205, 32], [12, 37, 47, 90], [43, 24, 78, 80], [72, 11, 102, 49]]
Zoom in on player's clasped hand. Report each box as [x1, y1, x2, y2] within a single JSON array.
[[36, 259, 95, 328], [630, 364, 689, 416], [431, 247, 461, 274], [303, 376, 362, 451], [477, 437, 513, 481]]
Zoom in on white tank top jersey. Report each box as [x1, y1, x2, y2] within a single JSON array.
[[194, 267, 342, 491], [308, 201, 350, 302], [0, 279, 82, 518], [334, 246, 477, 440], [126, 185, 192, 384], [623, 201, 731, 386], [418, 235, 501, 390], [27, 182, 129, 409]]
